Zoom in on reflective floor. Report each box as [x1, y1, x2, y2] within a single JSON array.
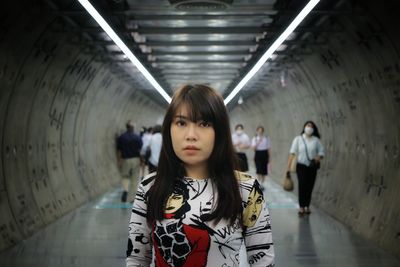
[[1, 175, 399, 267]]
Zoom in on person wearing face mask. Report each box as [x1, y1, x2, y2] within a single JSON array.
[[251, 126, 271, 187], [287, 121, 324, 216], [232, 124, 251, 172]]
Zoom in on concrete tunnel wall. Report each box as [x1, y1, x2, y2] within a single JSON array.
[[1, 0, 400, 260], [0, 2, 164, 251], [230, 0, 400, 258]]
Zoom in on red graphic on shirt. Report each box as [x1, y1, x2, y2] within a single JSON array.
[[153, 223, 210, 267], [153, 180, 210, 267]]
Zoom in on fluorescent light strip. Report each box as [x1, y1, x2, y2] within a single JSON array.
[[77, 0, 172, 103], [224, 0, 320, 105]]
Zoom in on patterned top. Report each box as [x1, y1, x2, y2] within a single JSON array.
[[126, 171, 274, 267]]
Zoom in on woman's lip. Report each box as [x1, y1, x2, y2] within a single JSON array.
[[184, 146, 200, 150]]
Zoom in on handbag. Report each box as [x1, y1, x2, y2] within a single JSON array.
[[309, 159, 320, 170], [283, 172, 294, 191], [301, 137, 320, 170]]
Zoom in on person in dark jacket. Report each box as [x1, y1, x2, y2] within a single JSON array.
[[116, 120, 142, 202]]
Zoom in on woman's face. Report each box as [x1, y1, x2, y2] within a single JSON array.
[[170, 104, 215, 170], [305, 122, 314, 128], [304, 122, 314, 136]]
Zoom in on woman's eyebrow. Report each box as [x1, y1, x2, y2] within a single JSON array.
[[174, 115, 205, 122], [174, 115, 188, 119]]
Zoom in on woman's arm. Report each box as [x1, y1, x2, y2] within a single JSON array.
[[314, 139, 325, 162], [243, 179, 275, 267], [126, 179, 153, 267], [287, 137, 298, 172], [287, 153, 295, 172]]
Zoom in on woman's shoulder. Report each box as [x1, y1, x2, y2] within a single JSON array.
[[312, 135, 321, 140], [234, 170, 257, 187], [234, 170, 261, 200], [234, 170, 255, 182]]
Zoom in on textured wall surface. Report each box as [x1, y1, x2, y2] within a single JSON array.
[[230, 0, 400, 258], [0, 1, 163, 251]]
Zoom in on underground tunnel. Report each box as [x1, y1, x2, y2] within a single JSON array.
[[0, 0, 399, 265]]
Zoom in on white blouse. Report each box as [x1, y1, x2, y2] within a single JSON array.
[[289, 134, 325, 166], [232, 133, 251, 153], [251, 136, 271, 151]]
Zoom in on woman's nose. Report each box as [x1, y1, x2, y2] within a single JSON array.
[[185, 123, 198, 141]]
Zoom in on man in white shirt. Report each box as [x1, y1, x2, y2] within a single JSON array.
[[231, 124, 251, 172], [148, 125, 162, 173], [139, 127, 152, 179]]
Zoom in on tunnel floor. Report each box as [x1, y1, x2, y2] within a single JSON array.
[[0, 174, 399, 267]]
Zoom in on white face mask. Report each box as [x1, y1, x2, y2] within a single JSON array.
[[236, 129, 243, 135], [304, 126, 314, 136]]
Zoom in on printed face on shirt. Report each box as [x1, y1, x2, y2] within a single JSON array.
[[165, 193, 184, 214], [170, 104, 215, 171], [243, 186, 264, 227]]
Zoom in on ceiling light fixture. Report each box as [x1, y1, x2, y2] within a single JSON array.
[[77, 0, 172, 103], [224, 0, 320, 105]]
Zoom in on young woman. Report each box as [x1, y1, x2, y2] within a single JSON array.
[[232, 124, 251, 172], [126, 84, 274, 267], [287, 121, 325, 216], [251, 126, 271, 186]]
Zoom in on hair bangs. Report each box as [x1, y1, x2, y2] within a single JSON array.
[[175, 86, 216, 124]]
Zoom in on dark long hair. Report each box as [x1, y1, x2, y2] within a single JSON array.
[[300, 120, 321, 139], [147, 84, 241, 224]]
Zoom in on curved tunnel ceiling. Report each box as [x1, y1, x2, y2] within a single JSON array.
[[47, 0, 347, 105], [1, 0, 400, 260]]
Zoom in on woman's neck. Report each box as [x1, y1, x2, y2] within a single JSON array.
[[185, 165, 209, 180]]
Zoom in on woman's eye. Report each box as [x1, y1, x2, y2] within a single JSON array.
[[176, 120, 186, 126], [199, 121, 211, 127]]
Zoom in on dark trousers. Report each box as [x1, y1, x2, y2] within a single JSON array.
[[254, 150, 269, 175], [236, 152, 249, 172], [296, 163, 318, 208]]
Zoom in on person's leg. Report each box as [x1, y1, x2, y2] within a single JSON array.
[[242, 153, 249, 172], [296, 164, 307, 214], [121, 178, 130, 202], [236, 153, 246, 172], [304, 168, 317, 213], [258, 175, 266, 191], [259, 150, 268, 185], [120, 159, 130, 202], [254, 151, 264, 184]]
